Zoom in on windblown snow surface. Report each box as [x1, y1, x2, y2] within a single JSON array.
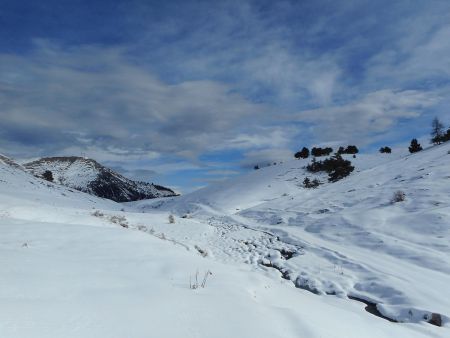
[[1, 144, 449, 338]]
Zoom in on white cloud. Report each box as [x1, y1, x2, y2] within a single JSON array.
[[294, 89, 440, 143], [222, 126, 295, 150], [0, 41, 266, 160]]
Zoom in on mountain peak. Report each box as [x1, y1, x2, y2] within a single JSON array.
[[24, 156, 176, 202]]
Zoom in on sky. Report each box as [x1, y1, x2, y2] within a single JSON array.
[[1, 0, 449, 192]]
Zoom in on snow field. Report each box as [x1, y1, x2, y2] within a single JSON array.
[[1, 144, 449, 337]]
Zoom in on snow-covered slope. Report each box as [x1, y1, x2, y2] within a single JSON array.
[[135, 144, 450, 328], [1, 149, 448, 337], [24, 156, 176, 202], [0, 154, 121, 219], [158, 150, 406, 214]]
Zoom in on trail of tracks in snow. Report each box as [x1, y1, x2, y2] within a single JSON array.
[[192, 213, 446, 326]]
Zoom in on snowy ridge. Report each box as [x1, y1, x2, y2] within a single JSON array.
[[0, 154, 25, 170], [24, 156, 176, 202], [0, 154, 118, 211]]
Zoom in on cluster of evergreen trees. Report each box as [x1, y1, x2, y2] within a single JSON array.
[[295, 145, 359, 159], [295, 147, 333, 158], [294, 145, 357, 184], [311, 147, 333, 157], [287, 117, 448, 186], [306, 153, 354, 182], [337, 145, 359, 154]]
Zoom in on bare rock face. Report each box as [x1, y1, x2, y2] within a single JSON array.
[[24, 156, 177, 202]]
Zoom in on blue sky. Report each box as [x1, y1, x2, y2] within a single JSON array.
[[1, 0, 449, 192]]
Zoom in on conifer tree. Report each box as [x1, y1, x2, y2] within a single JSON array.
[[431, 117, 445, 144], [379, 146, 391, 153], [409, 138, 423, 153], [42, 170, 54, 182], [295, 147, 310, 159]]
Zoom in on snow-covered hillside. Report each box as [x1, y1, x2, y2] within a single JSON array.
[[0, 155, 118, 209], [24, 156, 176, 202], [1, 147, 449, 338], [135, 143, 450, 328], [156, 149, 407, 213]]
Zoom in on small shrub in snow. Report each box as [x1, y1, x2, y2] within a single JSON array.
[[201, 270, 212, 287], [392, 190, 406, 203], [190, 270, 212, 289], [303, 177, 320, 188], [379, 146, 392, 153], [136, 225, 147, 231], [109, 215, 128, 228], [195, 245, 208, 257], [168, 214, 175, 223], [92, 210, 104, 217], [303, 177, 311, 187]]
